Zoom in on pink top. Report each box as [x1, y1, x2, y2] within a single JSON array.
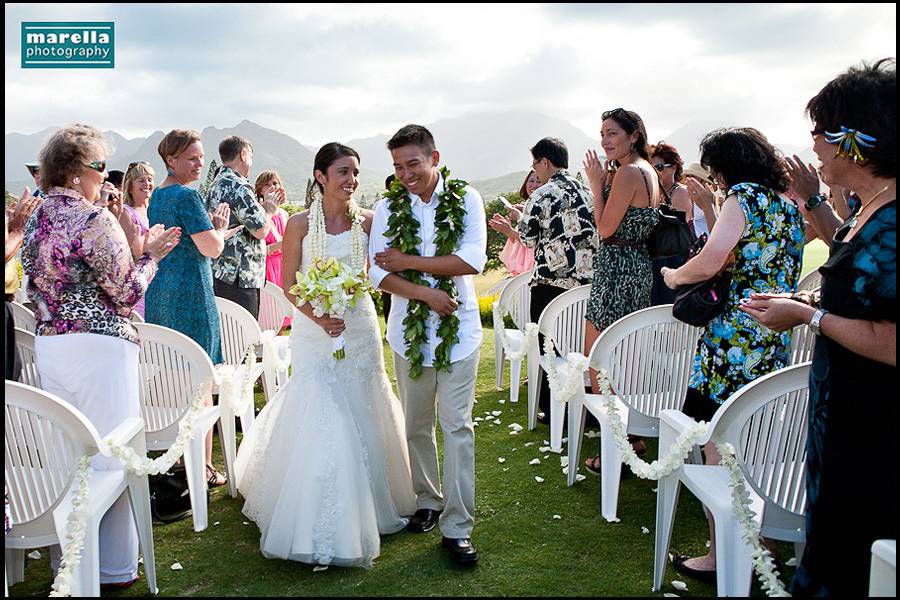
[[265, 208, 289, 286], [499, 238, 535, 276]]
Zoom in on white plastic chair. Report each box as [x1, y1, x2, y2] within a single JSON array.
[[130, 310, 145, 323], [14, 273, 29, 305], [4, 381, 158, 597], [258, 280, 294, 334], [10, 301, 36, 334], [797, 269, 822, 293], [133, 322, 237, 526], [870, 539, 897, 597], [216, 296, 281, 408], [568, 306, 702, 520], [653, 362, 811, 597], [790, 324, 817, 365], [13, 327, 41, 388], [493, 272, 532, 404], [527, 284, 591, 448]]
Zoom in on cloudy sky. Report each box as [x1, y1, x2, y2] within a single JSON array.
[[5, 3, 896, 146]]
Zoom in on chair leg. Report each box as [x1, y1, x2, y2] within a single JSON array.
[[126, 475, 158, 595], [598, 415, 623, 522], [183, 434, 208, 532], [73, 516, 101, 597], [652, 475, 682, 591], [218, 417, 238, 498], [527, 367, 543, 431], [5, 548, 24, 587], [550, 390, 565, 453], [724, 516, 755, 597], [567, 395, 587, 486], [509, 358, 522, 404], [494, 333, 505, 391]]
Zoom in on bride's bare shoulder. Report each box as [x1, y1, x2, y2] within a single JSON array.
[[286, 211, 309, 237]]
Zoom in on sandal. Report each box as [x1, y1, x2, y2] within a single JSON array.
[[672, 554, 717, 583], [584, 440, 647, 476], [206, 465, 227, 488]]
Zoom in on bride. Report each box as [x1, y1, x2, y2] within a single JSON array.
[[234, 142, 416, 568]]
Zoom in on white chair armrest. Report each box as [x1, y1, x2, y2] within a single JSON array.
[[99, 417, 146, 455], [659, 409, 709, 452]]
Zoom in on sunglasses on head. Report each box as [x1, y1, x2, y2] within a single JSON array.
[[653, 162, 673, 172], [26, 165, 39, 176], [83, 160, 107, 173]]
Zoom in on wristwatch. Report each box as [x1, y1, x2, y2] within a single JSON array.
[[808, 308, 828, 336], [805, 193, 827, 211]]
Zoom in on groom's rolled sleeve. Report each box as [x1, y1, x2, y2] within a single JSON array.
[[368, 200, 391, 290], [453, 189, 488, 274]]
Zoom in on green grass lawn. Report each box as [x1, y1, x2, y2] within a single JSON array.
[[9, 322, 801, 597]]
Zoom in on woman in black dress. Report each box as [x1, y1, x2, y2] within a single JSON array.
[[741, 58, 896, 597]]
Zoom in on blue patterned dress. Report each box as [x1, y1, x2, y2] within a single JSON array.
[[685, 183, 805, 417], [145, 185, 223, 364], [793, 201, 896, 596]]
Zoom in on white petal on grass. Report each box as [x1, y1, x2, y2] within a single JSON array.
[[534, 476, 544, 483], [170, 562, 183, 571], [552, 515, 562, 520], [213, 521, 221, 526], [663, 594, 680, 597], [560, 456, 569, 468], [508, 423, 524, 432], [641, 526, 650, 534], [608, 517, 621, 523], [524, 442, 535, 447], [502, 467, 509, 472], [575, 474, 586, 482], [529, 458, 541, 465], [539, 446, 552, 453], [786, 557, 798, 567], [493, 419, 502, 425], [671, 580, 688, 591], [499, 399, 506, 404], [562, 437, 568, 443], [313, 565, 329, 573], [139, 557, 144, 564], [509, 430, 519, 436], [243, 521, 249, 525], [498, 457, 506, 463], [705, 540, 711, 548], [474, 417, 483, 422], [491, 411, 502, 416], [544, 455, 550, 459], [562, 466, 569, 475], [27, 551, 41, 560], [585, 431, 601, 439]]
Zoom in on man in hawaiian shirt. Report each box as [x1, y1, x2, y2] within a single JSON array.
[[205, 136, 279, 318]]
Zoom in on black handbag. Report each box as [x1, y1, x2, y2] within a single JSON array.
[[149, 464, 199, 523], [671, 234, 732, 326], [647, 200, 696, 260]]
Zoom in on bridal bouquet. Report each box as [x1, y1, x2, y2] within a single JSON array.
[[289, 257, 372, 359]]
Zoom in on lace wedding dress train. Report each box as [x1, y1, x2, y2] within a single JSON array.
[[234, 231, 416, 568]]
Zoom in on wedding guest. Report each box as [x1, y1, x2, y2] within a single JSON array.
[[740, 58, 896, 597], [206, 136, 280, 319], [682, 162, 718, 236], [660, 127, 805, 581], [582, 108, 660, 472], [370, 124, 487, 563], [5, 189, 41, 380], [25, 162, 45, 198], [254, 170, 288, 286], [106, 169, 125, 192], [21, 124, 180, 588], [494, 137, 597, 424], [649, 142, 693, 305], [145, 129, 231, 487], [489, 170, 539, 276], [121, 161, 155, 316]]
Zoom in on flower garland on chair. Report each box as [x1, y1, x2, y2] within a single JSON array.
[[383, 166, 468, 379], [491, 301, 538, 363], [541, 336, 590, 406], [49, 456, 91, 597]]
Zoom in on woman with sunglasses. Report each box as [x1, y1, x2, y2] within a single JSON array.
[[649, 142, 693, 305], [581, 108, 661, 472], [21, 124, 181, 589]]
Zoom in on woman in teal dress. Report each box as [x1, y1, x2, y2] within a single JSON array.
[[145, 129, 232, 486]]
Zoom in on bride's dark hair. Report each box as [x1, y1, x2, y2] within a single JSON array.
[[313, 142, 361, 193]]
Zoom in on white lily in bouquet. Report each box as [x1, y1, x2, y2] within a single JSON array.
[[289, 256, 372, 359]]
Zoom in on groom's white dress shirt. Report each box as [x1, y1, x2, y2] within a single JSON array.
[[369, 173, 488, 367]]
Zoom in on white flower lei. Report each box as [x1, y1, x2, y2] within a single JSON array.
[[308, 195, 366, 273], [491, 301, 538, 363], [49, 456, 91, 597], [542, 336, 591, 405], [215, 345, 258, 418], [595, 370, 791, 596]]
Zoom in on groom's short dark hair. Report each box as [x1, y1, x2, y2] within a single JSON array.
[[387, 124, 436, 155], [531, 137, 568, 169]]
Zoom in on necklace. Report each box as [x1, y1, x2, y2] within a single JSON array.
[[307, 196, 366, 272]]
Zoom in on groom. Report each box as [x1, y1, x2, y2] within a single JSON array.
[[369, 124, 487, 564]]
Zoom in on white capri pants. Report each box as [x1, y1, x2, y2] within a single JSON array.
[[35, 332, 140, 585]]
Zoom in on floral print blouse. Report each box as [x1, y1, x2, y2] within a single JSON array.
[[688, 183, 805, 403], [21, 187, 157, 345], [517, 170, 598, 289]]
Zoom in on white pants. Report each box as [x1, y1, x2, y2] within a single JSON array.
[[394, 347, 480, 538], [35, 333, 140, 584]]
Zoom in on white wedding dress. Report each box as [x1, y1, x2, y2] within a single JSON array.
[[234, 231, 416, 568]]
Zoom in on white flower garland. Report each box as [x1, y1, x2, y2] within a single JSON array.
[[595, 370, 791, 596], [491, 301, 538, 363], [215, 345, 257, 418], [716, 442, 791, 597], [541, 336, 591, 405], [49, 456, 92, 597], [308, 195, 366, 273]]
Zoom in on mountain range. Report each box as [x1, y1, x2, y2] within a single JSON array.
[[5, 112, 816, 202]]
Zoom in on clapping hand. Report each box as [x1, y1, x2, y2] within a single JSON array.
[[262, 188, 284, 215], [488, 213, 517, 240], [224, 225, 244, 240], [119, 212, 144, 260], [101, 182, 124, 218], [7, 187, 41, 233], [785, 155, 821, 202], [583, 149, 611, 194], [685, 178, 717, 210], [210, 203, 231, 231], [143, 226, 182, 262]]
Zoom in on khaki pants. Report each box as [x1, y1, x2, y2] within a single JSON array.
[[394, 347, 480, 538]]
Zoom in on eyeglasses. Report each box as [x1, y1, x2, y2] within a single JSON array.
[[810, 129, 825, 137], [602, 108, 625, 120], [653, 162, 673, 172], [531, 158, 542, 167], [83, 160, 107, 173], [26, 165, 39, 176]]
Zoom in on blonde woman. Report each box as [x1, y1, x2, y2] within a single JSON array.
[[121, 161, 155, 316]]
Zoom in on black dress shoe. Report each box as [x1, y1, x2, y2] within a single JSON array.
[[672, 554, 717, 582], [442, 537, 478, 564], [407, 508, 441, 533]]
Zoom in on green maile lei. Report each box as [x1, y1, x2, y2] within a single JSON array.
[[384, 166, 468, 379]]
